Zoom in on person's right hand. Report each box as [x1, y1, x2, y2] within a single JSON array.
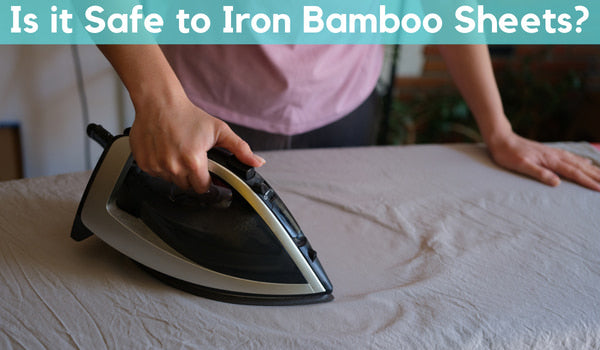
[[129, 92, 265, 194], [96, 45, 264, 194]]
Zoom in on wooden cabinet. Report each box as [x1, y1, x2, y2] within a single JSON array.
[[0, 124, 23, 181]]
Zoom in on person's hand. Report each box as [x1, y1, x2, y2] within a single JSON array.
[[436, 45, 600, 192], [95, 45, 264, 194], [487, 131, 600, 192], [129, 93, 265, 194]]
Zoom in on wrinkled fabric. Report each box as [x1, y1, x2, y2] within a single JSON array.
[[1, 143, 599, 349]]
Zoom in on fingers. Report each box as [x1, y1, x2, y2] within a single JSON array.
[[561, 152, 600, 183], [491, 135, 600, 192], [551, 155, 600, 192], [515, 160, 561, 187], [182, 152, 211, 194], [135, 142, 211, 193], [129, 122, 203, 193], [162, 158, 191, 191], [520, 147, 600, 192]]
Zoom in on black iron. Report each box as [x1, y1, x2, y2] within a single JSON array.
[[71, 124, 333, 305]]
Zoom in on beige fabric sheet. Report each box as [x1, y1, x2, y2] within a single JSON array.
[[1, 143, 599, 349]]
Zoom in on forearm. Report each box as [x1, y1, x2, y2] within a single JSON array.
[[437, 45, 512, 148], [97, 45, 187, 111]]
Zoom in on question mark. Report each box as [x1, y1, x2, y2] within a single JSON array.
[[574, 5, 589, 33]]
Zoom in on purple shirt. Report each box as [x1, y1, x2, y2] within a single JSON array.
[[162, 45, 384, 135]]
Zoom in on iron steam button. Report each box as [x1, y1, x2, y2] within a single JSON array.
[[228, 162, 255, 180], [308, 248, 317, 261], [208, 147, 256, 180], [293, 236, 307, 247], [253, 182, 273, 200]]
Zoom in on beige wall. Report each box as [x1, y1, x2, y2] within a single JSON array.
[[0, 45, 134, 178]]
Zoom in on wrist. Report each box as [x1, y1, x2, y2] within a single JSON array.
[[478, 114, 514, 150], [130, 77, 188, 116]]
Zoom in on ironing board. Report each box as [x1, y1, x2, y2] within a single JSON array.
[[1, 142, 599, 349]]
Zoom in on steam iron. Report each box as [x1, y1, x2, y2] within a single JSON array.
[[71, 124, 333, 305]]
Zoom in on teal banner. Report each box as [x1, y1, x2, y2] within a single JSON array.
[[2, 0, 598, 44]]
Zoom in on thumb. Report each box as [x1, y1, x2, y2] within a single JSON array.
[[215, 124, 266, 168]]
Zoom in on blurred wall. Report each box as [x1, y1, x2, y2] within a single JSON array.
[[0, 45, 134, 178]]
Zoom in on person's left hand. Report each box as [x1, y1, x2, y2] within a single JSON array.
[[487, 131, 600, 192]]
